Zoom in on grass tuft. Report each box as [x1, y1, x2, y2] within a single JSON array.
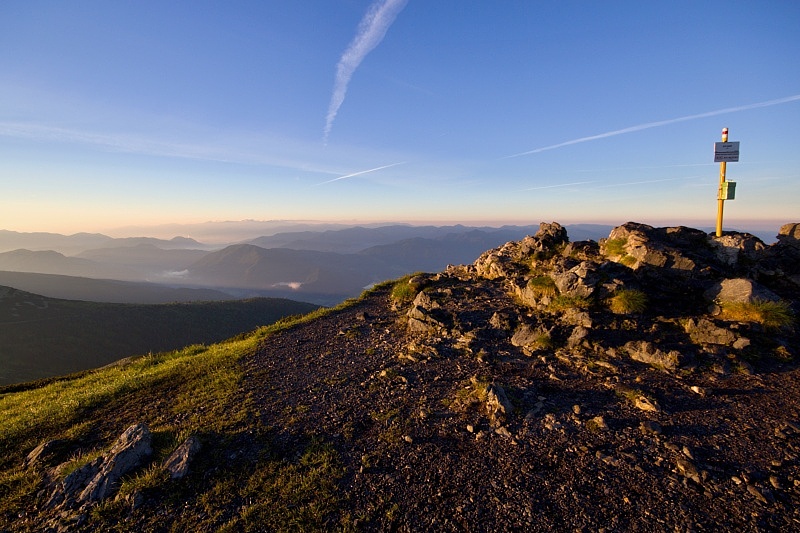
[[527, 276, 558, 298], [719, 299, 794, 330], [389, 273, 425, 306], [604, 238, 628, 256], [609, 289, 648, 315]]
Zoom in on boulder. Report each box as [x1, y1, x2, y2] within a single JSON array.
[[163, 435, 202, 480], [510, 323, 551, 354], [78, 423, 153, 504], [625, 340, 684, 371], [567, 325, 590, 348], [551, 261, 598, 298], [704, 278, 780, 304], [604, 223, 727, 276], [47, 423, 153, 509], [777, 223, 800, 247], [45, 457, 103, 509], [24, 439, 66, 470], [684, 318, 736, 346], [407, 291, 450, 334], [485, 383, 513, 427], [709, 232, 767, 266], [527, 222, 569, 254], [473, 222, 569, 280]]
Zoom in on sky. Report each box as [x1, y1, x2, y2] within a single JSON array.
[[1, 0, 799, 236]]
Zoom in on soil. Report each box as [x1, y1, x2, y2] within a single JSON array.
[[242, 280, 800, 532]]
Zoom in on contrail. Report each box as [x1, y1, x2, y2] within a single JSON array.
[[593, 175, 700, 189], [315, 161, 406, 185], [323, 0, 408, 144], [506, 93, 800, 158]]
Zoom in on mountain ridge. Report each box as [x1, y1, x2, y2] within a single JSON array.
[[2, 221, 799, 531]]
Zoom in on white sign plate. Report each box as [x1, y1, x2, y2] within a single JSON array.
[[714, 141, 740, 162]]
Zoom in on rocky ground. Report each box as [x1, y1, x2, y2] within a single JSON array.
[[12, 221, 800, 532], [240, 222, 800, 531]]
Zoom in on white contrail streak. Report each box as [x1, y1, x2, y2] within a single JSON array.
[[323, 0, 408, 144], [506, 93, 800, 158], [594, 175, 700, 189], [315, 161, 406, 185]]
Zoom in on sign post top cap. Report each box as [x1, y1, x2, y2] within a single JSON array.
[[722, 127, 728, 134]]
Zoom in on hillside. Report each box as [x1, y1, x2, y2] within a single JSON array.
[[0, 287, 318, 386], [0, 271, 234, 304], [1, 222, 798, 531]]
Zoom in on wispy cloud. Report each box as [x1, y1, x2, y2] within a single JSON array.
[[506, 94, 800, 158], [315, 161, 406, 186], [323, 0, 408, 144], [0, 120, 336, 174], [522, 180, 595, 191], [521, 175, 701, 193], [593, 175, 700, 189], [0, 121, 225, 160]]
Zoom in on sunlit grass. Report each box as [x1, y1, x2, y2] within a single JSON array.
[[389, 273, 425, 306], [0, 337, 251, 462], [604, 237, 627, 256], [609, 289, 648, 315], [527, 275, 558, 298], [0, 287, 380, 530], [719, 299, 794, 330]]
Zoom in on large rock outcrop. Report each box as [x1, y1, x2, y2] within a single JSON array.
[[46, 423, 153, 510]]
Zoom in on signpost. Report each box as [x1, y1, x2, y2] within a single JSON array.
[[714, 128, 739, 237], [714, 142, 740, 162]]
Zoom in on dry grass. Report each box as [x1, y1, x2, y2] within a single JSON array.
[[609, 289, 648, 315], [719, 299, 794, 330], [604, 238, 628, 257], [527, 276, 558, 298]]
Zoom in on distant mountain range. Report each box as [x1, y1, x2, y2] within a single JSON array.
[[0, 230, 207, 255], [0, 224, 620, 305]]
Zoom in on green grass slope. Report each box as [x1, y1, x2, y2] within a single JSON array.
[[0, 285, 319, 386], [0, 297, 349, 531]]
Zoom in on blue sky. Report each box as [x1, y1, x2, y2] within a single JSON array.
[[1, 1, 798, 235]]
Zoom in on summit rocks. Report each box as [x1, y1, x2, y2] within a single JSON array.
[[15, 221, 800, 531], [236, 221, 800, 530]]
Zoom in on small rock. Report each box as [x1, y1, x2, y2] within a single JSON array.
[[634, 395, 660, 412], [163, 435, 201, 480], [746, 484, 769, 505], [588, 416, 609, 431], [403, 435, 413, 444], [485, 383, 513, 427], [495, 426, 513, 438], [640, 420, 662, 435], [24, 439, 66, 469], [675, 458, 700, 482]]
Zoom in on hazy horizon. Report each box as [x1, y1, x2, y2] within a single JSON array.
[[1, 217, 792, 245], [2, 2, 798, 233]]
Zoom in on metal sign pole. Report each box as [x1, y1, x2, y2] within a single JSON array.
[[715, 127, 728, 237]]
